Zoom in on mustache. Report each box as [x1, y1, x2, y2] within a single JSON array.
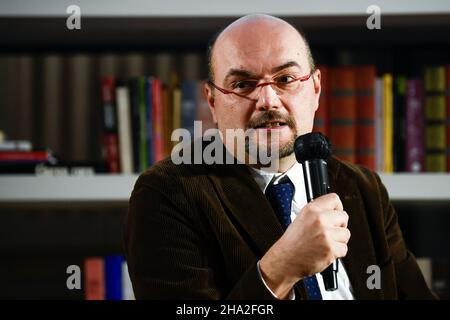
[[246, 110, 297, 129]]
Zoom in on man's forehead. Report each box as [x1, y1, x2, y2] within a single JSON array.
[[214, 34, 308, 76]]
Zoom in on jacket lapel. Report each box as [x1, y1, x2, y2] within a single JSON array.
[[207, 162, 284, 258], [328, 157, 382, 299]]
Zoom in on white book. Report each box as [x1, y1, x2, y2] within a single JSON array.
[[0, 140, 32, 151], [121, 261, 135, 300], [116, 86, 134, 174]]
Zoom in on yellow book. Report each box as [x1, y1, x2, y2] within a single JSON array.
[[172, 88, 182, 148], [383, 74, 394, 173]]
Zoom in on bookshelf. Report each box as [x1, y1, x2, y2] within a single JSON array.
[[1, 0, 450, 299], [1, 173, 450, 203]]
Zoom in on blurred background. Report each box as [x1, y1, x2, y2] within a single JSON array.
[[0, 0, 449, 299]]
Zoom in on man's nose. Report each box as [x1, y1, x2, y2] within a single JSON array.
[[255, 83, 282, 111]]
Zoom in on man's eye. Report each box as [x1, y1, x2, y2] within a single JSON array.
[[276, 75, 295, 83], [233, 81, 256, 89]]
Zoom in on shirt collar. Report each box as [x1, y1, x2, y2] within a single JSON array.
[[249, 162, 305, 198]]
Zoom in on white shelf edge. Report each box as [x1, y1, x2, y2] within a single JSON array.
[[0, 173, 449, 202], [0, 174, 139, 203], [1, 0, 450, 17], [377, 173, 450, 201]]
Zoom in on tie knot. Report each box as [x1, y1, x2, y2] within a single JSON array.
[[265, 177, 295, 230]]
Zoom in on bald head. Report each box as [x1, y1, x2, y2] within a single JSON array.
[[207, 14, 315, 82]]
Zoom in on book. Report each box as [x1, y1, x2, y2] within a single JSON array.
[[121, 261, 135, 300], [355, 65, 376, 170], [138, 77, 148, 172], [405, 79, 425, 172], [84, 257, 105, 300], [446, 65, 450, 172], [152, 78, 164, 162], [374, 78, 384, 172], [104, 255, 124, 300], [393, 75, 407, 172], [383, 73, 394, 173], [101, 76, 121, 173], [129, 78, 141, 173], [424, 66, 446, 172], [181, 80, 199, 138], [0, 140, 32, 151], [116, 85, 134, 173], [329, 67, 356, 163]]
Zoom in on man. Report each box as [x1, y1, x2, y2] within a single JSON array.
[[124, 14, 436, 299]]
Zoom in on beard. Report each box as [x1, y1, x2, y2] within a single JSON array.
[[245, 110, 298, 160]]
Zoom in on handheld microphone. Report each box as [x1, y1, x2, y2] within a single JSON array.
[[294, 132, 338, 291]]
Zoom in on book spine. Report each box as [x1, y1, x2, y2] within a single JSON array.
[[116, 86, 134, 174], [84, 257, 105, 300], [394, 75, 407, 172], [152, 78, 164, 162], [101, 76, 121, 173], [121, 261, 135, 300], [138, 77, 148, 172], [129, 78, 141, 173], [172, 88, 182, 148], [405, 79, 425, 172], [375, 78, 384, 172], [356, 65, 376, 171], [383, 74, 394, 173], [424, 66, 447, 172], [181, 80, 198, 137], [446, 65, 450, 172], [104, 255, 124, 300], [330, 67, 356, 163], [145, 77, 154, 166], [0, 150, 50, 162]]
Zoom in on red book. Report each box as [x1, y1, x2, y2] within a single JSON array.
[[355, 65, 376, 170], [101, 77, 121, 173], [152, 78, 164, 162], [0, 150, 50, 162], [330, 67, 356, 163], [84, 257, 105, 300], [314, 65, 329, 137]]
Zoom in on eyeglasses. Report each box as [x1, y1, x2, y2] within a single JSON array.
[[207, 71, 314, 102]]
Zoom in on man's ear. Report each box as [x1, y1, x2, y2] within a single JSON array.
[[204, 82, 218, 124], [312, 69, 322, 112]]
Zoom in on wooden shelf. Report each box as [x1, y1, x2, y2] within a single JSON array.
[[0, 173, 449, 203]]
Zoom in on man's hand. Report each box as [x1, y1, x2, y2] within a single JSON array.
[[259, 193, 350, 299]]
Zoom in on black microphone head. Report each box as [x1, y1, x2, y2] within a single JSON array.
[[294, 132, 332, 162]]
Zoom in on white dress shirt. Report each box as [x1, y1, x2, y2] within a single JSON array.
[[250, 162, 355, 300]]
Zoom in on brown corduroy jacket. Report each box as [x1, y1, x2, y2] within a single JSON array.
[[124, 155, 436, 300]]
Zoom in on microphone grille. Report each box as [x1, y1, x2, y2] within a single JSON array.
[[294, 132, 332, 162]]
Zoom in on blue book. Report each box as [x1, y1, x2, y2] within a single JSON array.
[[104, 255, 124, 300]]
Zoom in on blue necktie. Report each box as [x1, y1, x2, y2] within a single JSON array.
[[265, 177, 323, 300]]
